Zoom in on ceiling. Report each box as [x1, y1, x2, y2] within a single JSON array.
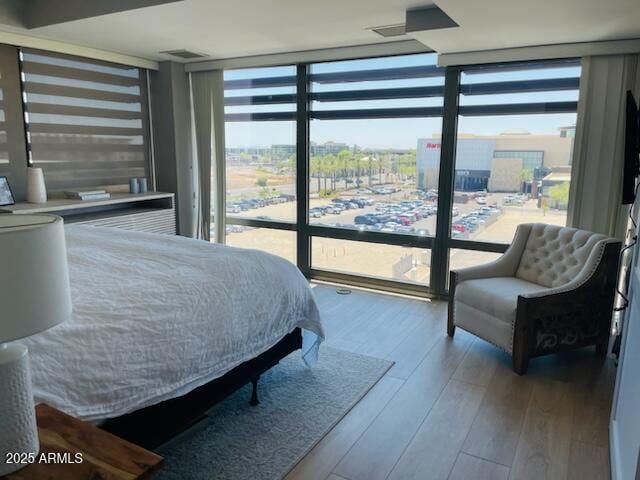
[[0, 0, 638, 63], [412, 0, 640, 53], [0, 0, 430, 62]]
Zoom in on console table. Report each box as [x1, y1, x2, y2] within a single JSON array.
[[0, 192, 176, 235]]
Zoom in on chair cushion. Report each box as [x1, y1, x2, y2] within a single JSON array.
[[515, 223, 606, 288], [454, 276, 548, 351]]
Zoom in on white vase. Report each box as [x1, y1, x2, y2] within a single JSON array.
[[26, 168, 47, 204]]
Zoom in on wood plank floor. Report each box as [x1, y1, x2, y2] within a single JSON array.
[[286, 284, 615, 480]]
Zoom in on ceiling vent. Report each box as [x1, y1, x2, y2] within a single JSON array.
[[160, 49, 208, 59], [370, 24, 406, 38]]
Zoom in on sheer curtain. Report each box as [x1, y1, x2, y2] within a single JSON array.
[[568, 54, 640, 239], [190, 70, 225, 242]]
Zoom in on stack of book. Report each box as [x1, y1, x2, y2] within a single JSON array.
[[64, 189, 111, 201]]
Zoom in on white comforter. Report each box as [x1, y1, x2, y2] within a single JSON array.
[[23, 225, 324, 422]]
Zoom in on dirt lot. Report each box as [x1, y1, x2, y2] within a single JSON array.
[[226, 167, 295, 192]]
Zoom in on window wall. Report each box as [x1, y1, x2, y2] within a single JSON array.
[[219, 55, 582, 297], [223, 65, 298, 262], [307, 54, 442, 288], [448, 60, 580, 271]]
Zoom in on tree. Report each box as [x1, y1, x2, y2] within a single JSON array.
[[519, 168, 534, 183], [353, 153, 363, 186], [365, 156, 374, 186], [256, 176, 268, 188], [548, 182, 570, 208], [337, 149, 351, 190], [396, 152, 416, 181], [310, 156, 322, 192], [324, 154, 337, 191], [518, 168, 534, 194]]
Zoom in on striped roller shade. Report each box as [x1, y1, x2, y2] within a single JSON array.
[[21, 49, 151, 192]]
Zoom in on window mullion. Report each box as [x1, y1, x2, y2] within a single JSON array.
[[430, 67, 461, 295], [296, 64, 310, 275]]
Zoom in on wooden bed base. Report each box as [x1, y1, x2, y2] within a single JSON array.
[[100, 328, 303, 450]]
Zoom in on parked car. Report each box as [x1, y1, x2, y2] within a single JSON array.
[[397, 215, 414, 226], [354, 215, 378, 225], [309, 208, 323, 218]]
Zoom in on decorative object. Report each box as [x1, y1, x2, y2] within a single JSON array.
[[129, 178, 139, 194], [64, 189, 110, 201], [138, 177, 148, 194], [3, 404, 163, 480], [158, 347, 392, 480], [0, 176, 14, 206], [448, 223, 621, 374], [25, 168, 47, 204], [0, 214, 72, 475]]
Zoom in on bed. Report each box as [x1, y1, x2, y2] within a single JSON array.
[[22, 224, 324, 447]]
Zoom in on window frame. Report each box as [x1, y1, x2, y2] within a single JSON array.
[[219, 55, 581, 299]]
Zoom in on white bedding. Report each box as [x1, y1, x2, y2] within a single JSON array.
[[23, 225, 324, 422]]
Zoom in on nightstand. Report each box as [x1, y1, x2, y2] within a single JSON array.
[[2, 404, 163, 479]]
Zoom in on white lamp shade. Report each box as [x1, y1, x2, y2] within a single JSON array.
[[0, 215, 72, 342]]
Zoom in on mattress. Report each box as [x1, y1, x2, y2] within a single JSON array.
[[22, 225, 324, 422]]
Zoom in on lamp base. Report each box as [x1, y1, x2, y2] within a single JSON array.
[[0, 343, 39, 475]]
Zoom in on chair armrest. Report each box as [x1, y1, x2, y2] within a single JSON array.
[[454, 224, 532, 283]]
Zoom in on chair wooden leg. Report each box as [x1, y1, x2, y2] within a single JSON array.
[[512, 351, 529, 375]]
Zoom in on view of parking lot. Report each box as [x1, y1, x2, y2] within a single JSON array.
[[223, 55, 578, 288], [225, 171, 566, 284]]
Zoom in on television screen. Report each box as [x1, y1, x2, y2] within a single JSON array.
[[623, 91, 640, 205]]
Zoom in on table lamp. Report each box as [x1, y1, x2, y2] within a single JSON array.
[[0, 214, 72, 475]]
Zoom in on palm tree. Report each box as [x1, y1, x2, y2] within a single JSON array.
[[397, 151, 417, 181], [364, 156, 374, 186], [310, 156, 322, 192], [337, 149, 351, 190]]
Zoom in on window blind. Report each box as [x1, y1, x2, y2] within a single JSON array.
[[0, 44, 28, 200], [21, 49, 151, 191]]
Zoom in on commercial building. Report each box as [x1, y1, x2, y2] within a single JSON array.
[[417, 129, 575, 192], [311, 141, 349, 156]]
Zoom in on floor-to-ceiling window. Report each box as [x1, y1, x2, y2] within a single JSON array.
[[447, 59, 581, 273], [218, 55, 582, 297], [223, 65, 297, 263], [307, 54, 443, 289]]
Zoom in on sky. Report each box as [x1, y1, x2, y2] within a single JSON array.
[[224, 54, 580, 150]]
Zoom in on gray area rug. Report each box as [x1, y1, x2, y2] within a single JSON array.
[[157, 346, 392, 480]]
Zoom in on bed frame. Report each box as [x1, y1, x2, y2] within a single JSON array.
[[100, 328, 303, 450]]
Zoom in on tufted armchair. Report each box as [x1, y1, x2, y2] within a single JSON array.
[[448, 223, 621, 374]]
